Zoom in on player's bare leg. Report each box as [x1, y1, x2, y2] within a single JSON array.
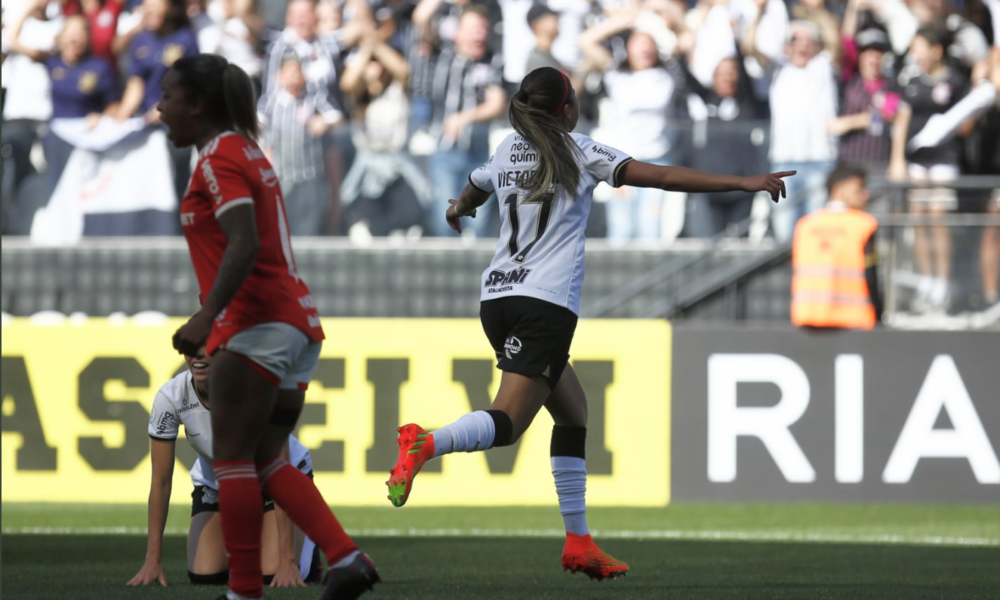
[[188, 512, 229, 585], [929, 196, 952, 310], [981, 198, 999, 309], [544, 365, 629, 581], [909, 192, 935, 310]]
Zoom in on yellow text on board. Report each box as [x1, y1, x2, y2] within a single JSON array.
[[2, 319, 671, 506]]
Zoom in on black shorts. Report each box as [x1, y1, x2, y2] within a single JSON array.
[[191, 485, 275, 517], [480, 296, 578, 388]]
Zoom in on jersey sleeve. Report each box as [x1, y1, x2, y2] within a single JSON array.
[[199, 147, 255, 218], [577, 135, 633, 188], [148, 389, 179, 440], [468, 154, 496, 193]]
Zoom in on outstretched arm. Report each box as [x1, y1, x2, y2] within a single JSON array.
[[6, 0, 49, 63], [445, 183, 492, 234], [620, 161, 794, 203], [127, 438, 175, 587]]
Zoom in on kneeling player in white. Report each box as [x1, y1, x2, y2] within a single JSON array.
[[127, 347, 319, 588]]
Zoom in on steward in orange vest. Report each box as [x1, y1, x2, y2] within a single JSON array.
[[792, 164, 882, 329]]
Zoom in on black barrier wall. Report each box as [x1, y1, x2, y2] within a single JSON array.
[[671, 327, 1000, 502]]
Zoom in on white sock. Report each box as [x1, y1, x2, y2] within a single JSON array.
[[227, 592, 260, 600], [551, 456, 589, 536], [331, 549, 360, 569], [917, 276, 934, 298], [432, 411, 496, 458], [931, 278, 949, 304]]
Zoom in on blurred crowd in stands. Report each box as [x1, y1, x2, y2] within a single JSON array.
[[1, 0, 998, 252]]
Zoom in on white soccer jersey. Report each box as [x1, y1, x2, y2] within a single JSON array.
[[470, 132, 633, 314], [149, 371, 313, 489]]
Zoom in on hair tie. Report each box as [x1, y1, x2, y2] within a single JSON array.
[[550, 71, 570, 116]]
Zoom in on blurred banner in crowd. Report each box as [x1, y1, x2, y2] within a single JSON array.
[[30, 121, 177, 246], [0, 318, 671, 506]]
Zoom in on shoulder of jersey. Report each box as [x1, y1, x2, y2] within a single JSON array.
[[201, 132, 257, 161], [156, 371, 193, 407]]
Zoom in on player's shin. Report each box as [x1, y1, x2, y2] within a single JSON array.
[[432, 409, 513, 457], [215, 461, 266, 598], [257, 456, 358, 566], [550, 425, 589, 536]]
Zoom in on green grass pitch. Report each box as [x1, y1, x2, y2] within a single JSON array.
[[3, 504, 999, 599]]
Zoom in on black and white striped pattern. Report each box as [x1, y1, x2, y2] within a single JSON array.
[[259, 91, 327, 184], [260, 29, 345, 122], [429, 47, 502, 151]]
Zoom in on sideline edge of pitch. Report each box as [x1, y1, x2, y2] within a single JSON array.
[[2, 527, 997, 547]]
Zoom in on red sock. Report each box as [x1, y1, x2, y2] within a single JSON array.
[[258, 456, 357, 564], [215, 461, 264, 598]]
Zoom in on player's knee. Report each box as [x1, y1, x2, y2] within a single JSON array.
[[189, 570, 229, 585], [486, 409, 516, 447]]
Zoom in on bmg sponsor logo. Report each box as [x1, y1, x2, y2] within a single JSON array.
[[590, 145, 617, 162]]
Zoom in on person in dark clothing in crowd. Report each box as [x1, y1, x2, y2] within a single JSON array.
[[115, 0, 199, 207], [7, 12, 120, 196], [525, 3, 563, 74], [831, 27, 900, 168], [258, 52, 335, 236], [889, 24, 971, 312], [682, 52, 769, 238], [426, 5, 507, 238]]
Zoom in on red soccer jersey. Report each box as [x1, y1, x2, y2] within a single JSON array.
[[181, 132, 325, 354]]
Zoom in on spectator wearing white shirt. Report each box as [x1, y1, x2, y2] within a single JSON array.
[[192, 0, 265, 92], [498, 0, 535, 87], [744, 9, 839, 242], [259, 52, 335, 235], [425, 5, 507, 237], [2, 0, 62, 231], [259, 0, 372, 123], [580, 9, 678, 241]]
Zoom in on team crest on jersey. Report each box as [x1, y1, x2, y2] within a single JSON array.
[[259, 168, 279, 187], [162, 44, 184, 67], [504, 336, 522, 359], [931, 82, 952, 105], [78, 71, 97, 93]]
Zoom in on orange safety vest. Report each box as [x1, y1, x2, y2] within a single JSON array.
[[791, 204, 878, 330]]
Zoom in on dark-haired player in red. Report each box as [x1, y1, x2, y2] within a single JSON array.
[[158, 53, 378, 600]]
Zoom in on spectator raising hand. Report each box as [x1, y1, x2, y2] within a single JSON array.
[[426, 6, 506, 238], [745, 2, 839, 243]]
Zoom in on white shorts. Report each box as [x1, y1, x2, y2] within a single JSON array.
[[220, 322, 322, 390], [907, 163, 959, 207]]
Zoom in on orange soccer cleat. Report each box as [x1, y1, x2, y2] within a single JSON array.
[[561, 533, 630, 581], [386, 424, 435, 508]]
